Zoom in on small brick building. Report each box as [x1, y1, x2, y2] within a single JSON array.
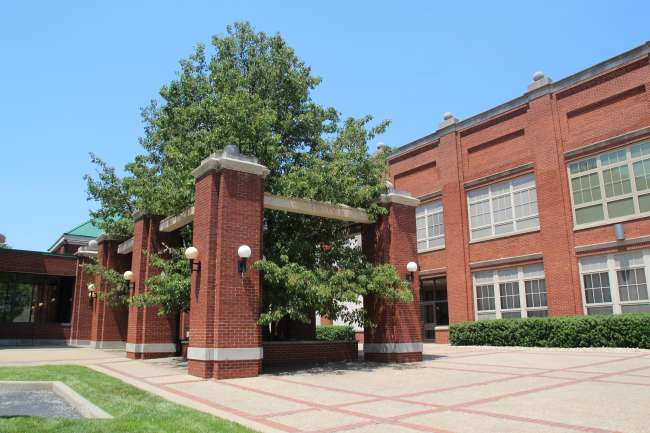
[[389, 41, 650, 343]]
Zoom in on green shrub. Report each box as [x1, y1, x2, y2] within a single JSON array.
[[449, 313, 650, 348], [316, 325, 355, 341]]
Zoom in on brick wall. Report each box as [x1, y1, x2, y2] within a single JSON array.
[[69, 256, 94, 344], [388, 48, 650, 324], [0, 249, 76, 276], [263, 341, 358, 369]]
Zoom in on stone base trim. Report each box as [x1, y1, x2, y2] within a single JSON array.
[[187, 347, 263, 361], [364, 342, 423, 353], [89, 340, 126, 350], [68, 339, 91, 347], [125, 342, 177, 354]]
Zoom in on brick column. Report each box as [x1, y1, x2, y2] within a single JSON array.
[[69, 255, 95, 346], [90, 237, 129, 349], [362, 191, 423, 362], [187, 145, 268, 379], [126, 214, 179, 359]]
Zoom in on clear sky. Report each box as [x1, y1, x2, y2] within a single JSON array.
[[1, 1, 649, 251]]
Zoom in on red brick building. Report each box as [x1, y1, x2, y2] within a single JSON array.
[[388, 42, 650, 343]]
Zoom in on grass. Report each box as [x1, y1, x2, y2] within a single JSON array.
[[0, 365, 256, 433]]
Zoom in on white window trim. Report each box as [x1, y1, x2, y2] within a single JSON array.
[[568, 140, 650, 229], [466, 174, 539, 242], [472, 264, 548, 320], [578, 250, 650, 315], [416, 200, 445, 252]]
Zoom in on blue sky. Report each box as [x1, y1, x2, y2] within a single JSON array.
[[1, 1, 649, 250]]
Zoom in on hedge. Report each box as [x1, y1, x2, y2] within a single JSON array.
[[449, 313, 650, 348], [316, 325, 355, 342]]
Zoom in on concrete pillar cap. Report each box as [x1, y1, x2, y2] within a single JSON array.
[[192, 145, 270, 179]]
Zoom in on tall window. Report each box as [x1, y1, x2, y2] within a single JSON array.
[[579, 251, 650, 315], [568, 140, 650, 227], [473, 264, 547, 320], [467, 174, 539, 241], [416, 200, 444, 252]]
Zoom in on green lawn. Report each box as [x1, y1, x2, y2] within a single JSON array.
[[0, 365, 256, 433]]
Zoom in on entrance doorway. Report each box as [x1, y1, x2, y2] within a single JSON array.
[[421, 277, 448, 341]]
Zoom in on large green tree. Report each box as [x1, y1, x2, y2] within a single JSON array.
[[85, 22, 411, 328]]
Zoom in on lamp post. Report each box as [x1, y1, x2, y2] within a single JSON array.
[[406, 261, 418, 282], [237, 245, 251, 275], [184, 246, 200, 272]]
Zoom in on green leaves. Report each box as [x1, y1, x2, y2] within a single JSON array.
[[81, 261, 129, 307], [130, 246, 191, 316]]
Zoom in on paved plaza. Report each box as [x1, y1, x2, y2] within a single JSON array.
[[1, 344, 649, 433]]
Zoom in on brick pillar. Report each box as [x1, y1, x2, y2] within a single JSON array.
[[362, 191, 423, 362], [528, 95, 582, 316], [187, 145, 268, 379], [126, 214, 179, 359], [90, 237, 129, 349], [69, 255, 94, 346]]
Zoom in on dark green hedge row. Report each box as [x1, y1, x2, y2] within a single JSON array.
[[316, 325, 355, 341], [449, 313, 650, 348]]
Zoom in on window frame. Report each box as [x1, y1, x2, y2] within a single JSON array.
[[578, 250, 650, 315], [568, 140, 650, 230], [415, 199, 445, 253], [466, 174, 540, 243], [472, 264, 548, 320]]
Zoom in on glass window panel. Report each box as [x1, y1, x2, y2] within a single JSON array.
[[516, 216, 539, 230], [492, 195, 513, 223], [639, 194, 650, 213], [633, 159, 650, 192], [602, 166, 632, 198], [617, 268, 648, 302], [607, 198, 635, 218], [470, 201, 491, 227], [571, 174, 601, 205], [502, 311, 522, 319], [527, 310, 548, 318], [511, 174, 535, 190], [570, 157, 597, 174], [525, 279, 547, 308], [477, 312, 497, 321], [471, 226, 492, 240], [631, 141, 650, 158], [575, 204, 605, 225], [583, 272, 612, 304], [587, 306, 613, 315], [476, 284, 495, 311], [490, 180, 510, 196], [621, 304, 650, 313], [614, 252, 644, 268], [499, 282, 521, 309], [494, 222, 514, 235], [468, 187, 489, 202], [600, 149, 627, 166], [514, 188, 538, 218]]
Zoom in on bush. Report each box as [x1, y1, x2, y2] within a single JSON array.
[[316, 325, 355, 341], [449, 313, 650, 348]]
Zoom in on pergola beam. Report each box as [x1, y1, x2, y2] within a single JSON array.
[[158, 193, 372, 233]]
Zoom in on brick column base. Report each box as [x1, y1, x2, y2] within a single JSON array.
[[188, 357, 263, 379], [365, 352, 423, 363]]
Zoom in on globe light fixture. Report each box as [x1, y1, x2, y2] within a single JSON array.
[[237, 245, 252, 274], [87, 283, 97, 301], [185, 246, 201, 272], [406, 261, 418, 281], [123, 270, 135, 292]]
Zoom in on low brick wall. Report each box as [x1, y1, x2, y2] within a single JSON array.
[[0, 323, 71, 346], [263, 340, 358, 369]]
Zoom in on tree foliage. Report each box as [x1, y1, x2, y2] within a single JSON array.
[[81, 261, 129, 307], [85, 22, 412, 327], [130, 246, 191, 316]]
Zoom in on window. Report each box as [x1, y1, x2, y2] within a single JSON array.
[[569, 140, 650, 227], [467, 174, 539, 241], [472, 264, 547, 320], [579, 251, 650, 315], [416, 200, 444, 252], [0, 273, 73, 324]]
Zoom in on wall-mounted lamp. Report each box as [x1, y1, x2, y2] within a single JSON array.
[[406, 261, 418, 282], [237, 245, 252, 275], [123, 270, 135, 292], [87, 283, 97, 301], [184, 246, 201, 272]]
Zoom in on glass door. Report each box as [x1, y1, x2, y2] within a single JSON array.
[[420, 277, 449, 341]]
